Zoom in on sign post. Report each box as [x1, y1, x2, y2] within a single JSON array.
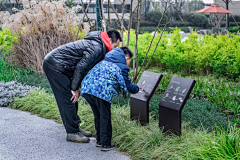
[[159, 76, 196, 135], [130, 71, 163, 125]]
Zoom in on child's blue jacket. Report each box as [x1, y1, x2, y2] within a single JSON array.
[[81, 48, 139, 103]]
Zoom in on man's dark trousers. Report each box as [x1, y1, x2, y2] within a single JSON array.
[[43, 61, 81, 133], [83, 94, 112, 145]]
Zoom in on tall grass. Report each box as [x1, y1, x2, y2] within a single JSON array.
[[0, 58, 30, 82], [196, 125, 240, 159], [10, 89, 239, 160]]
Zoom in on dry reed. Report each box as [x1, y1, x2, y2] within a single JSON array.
[[0, 0, 90, 74]]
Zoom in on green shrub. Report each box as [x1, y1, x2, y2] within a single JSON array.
[[182, 98, 231, 131], [145, 10, 168, 26], [140, 21, 156, 27], [124, 28, 240, 80], [227, 26, 239, 32], [229, 15, 240, 23], [170, 21, 193, 27], [187, 13, 209, 28], [139, 27, 194, 34], [0, 58, 51, 92], [16, 73, 52, 93], [139, 27, 157, 33], [0, 28, 17, 56]]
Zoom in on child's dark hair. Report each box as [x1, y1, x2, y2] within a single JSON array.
[[121, 47, 133, 58], [107, 30, 122, 42]]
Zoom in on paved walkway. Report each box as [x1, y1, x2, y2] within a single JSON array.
[[0, 107, 131, 160]]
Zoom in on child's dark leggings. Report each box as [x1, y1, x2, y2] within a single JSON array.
[[83, 94, 112, 146]]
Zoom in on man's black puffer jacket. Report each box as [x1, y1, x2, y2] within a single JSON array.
[[43, 31, 107, 91]]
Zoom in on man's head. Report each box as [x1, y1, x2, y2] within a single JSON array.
[[107, 30, 122, 49], [121, 47, 133, 67]]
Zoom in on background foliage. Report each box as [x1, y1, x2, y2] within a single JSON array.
[[124, 28, 240, 80]]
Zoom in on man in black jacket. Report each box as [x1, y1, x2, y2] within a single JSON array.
[[42, 30, 122, 143]]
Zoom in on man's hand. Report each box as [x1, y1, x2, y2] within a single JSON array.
[[71, 89, 81, 103]]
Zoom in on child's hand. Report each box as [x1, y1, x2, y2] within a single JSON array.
[[137, 85, 142, 90]]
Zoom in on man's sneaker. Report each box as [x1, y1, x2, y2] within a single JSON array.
[[101, 143, 115, 151], [66, 132, 90, 143], [96, 142, 102, 147], [79, 128, 92, 137]]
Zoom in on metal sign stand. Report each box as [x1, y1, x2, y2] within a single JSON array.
[[130, 71, 163, 125]]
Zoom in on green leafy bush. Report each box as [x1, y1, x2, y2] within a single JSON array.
[[139, 27, 194, 34], [227, 26, 239, 32], [0, 58, 52, 92], [0, 28, 17, 56], [170, 21, 193, 27], [145, 10, 167, 26], [16, 74, 52, 93], [139, 27, 157, 33], [187, 13, 209, 28], [124, 28, 240, 80], [229, 15, 240, 23]]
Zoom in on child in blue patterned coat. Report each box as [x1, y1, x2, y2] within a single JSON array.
[[81, 47, 139, 151]]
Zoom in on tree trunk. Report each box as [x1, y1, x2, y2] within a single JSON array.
[[101, 0, 106, 32], [109, 1, 126, 31], [126, 0, 133, 47], [136, 0, 142, 75], [108, 0, 110, 29], [226, 1, 229, 28], [133, 0, 141, 82], [133, 0, 169, 82], [121, 0, 125, 47]]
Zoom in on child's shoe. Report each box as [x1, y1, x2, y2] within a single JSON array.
[[101, 143, 115, 151]]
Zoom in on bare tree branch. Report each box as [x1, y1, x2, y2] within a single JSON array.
[[126, 0, 133, 47], [97, 0, 103, 31], [76, 0, 92, 39], [109, 1, 126, 31], [100, 0, 106, 32], [121, 0, 125, 47], [133, 1, 141, 79], [133, 0, 169, 81], [108, 0, 110, 29], [81, 0, 92, 25], [144, 19, 169, 70], [231, 14, 239, 27]]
